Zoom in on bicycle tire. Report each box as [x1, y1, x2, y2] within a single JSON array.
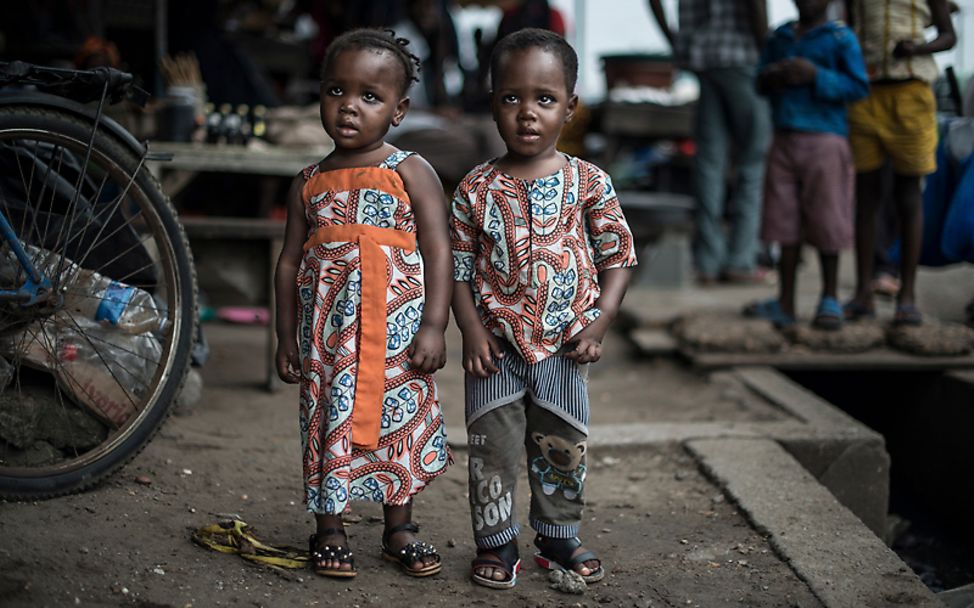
[[0, 105, 197, 498]]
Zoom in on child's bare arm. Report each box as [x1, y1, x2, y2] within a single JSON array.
[[893, 0, 956, 58], [274, 175, 308, 384], [399, 155, 452, 373], [452, 281, 504, 377], [564, 267, 632, 364]]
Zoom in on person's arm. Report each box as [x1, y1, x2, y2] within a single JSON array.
[[810, 30, 870, 102], [647, 0, 676, 49], [564, 267, 632, 363], [756, 30, 781, 95], [452, 280, 504, 377], [274, 174, 309, 384], [399, 154, 452, 373], [565, 172, 638, 364], [448, 180, 503, 378], [741, 0, 769, 49], [893, 0, 956, 58]]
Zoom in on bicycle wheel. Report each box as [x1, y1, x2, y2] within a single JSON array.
[[0, 105, 197, 498]]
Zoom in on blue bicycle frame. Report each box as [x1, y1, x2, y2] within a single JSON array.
[[0, 211, 52, 305]]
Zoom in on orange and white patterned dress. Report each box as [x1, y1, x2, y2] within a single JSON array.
[[297, 150, 449, 515]]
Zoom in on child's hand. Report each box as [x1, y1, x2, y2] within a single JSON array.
[[408, 325, 447, 373], [564, 320, 610, 364], [461, 326, 504, 378], [892, 40, 917, 59], [276, 341, 301, 384], [779, 57, 817, 86]]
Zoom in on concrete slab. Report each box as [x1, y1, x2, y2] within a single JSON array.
[[687, 438, 942, 608]]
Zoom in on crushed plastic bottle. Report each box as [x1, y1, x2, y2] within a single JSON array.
[[0, 313, 162, 426], [1, 244, 162, 334]]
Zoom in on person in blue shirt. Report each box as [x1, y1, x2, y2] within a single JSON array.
[[743, 0, 869, 330]]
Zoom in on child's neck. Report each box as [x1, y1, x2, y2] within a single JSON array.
[[495, 149, 567, 180], [321, 141, 394, 170], [796, 14, 828, 35]]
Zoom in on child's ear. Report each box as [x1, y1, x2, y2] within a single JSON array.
[[564, 94, 578, 124], [392, 97, 411, 127]]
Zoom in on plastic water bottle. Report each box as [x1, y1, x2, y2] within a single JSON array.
[[2, 244, 162, 334], [1, 313, 161, 426]]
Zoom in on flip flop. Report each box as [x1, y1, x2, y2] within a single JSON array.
[[742, 298, 795, 329], [812, 296, 843, 331], [893, 303, 923, 327]]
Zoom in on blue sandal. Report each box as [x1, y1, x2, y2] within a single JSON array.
[[742, 298, 795, 329], [812, 296, 843, 331], [843, 299, 876, 321], [893, 303, 923, 327]]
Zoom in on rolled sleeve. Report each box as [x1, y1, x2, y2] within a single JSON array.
[[585, 174, 638, 271], [450, 187, 478, 282]]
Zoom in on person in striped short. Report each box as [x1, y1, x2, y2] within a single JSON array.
[[449, 29, 637, 590]]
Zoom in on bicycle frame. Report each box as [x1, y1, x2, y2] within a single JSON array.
[[0, 210, 52, 305]]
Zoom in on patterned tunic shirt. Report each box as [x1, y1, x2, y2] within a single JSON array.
[[450, 155, 638, 364]]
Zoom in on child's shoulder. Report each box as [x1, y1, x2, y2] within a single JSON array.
[[455, 159, 501, 195]]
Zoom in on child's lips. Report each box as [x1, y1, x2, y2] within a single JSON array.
[[336, 123, 358, 136]]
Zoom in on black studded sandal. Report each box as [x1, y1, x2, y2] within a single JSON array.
[[381, 522, 442, 577], [309, 528, 357, 578], [533, 534, 604, 583]]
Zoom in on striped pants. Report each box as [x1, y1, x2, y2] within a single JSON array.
[[465, 345, 590, 549]]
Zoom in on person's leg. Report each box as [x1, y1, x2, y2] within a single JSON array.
[[777, 245, 800, 318], [849, 169, 884, 312], [692, 69, 731, 281], [383, 502, 439, 571], [722, 65, 772, 275], [313, 513, 354, 572], [892, 172, 923, 309], [761, 133, 800, 316], [525, 404, 598, 576], [468, 399, 527, 582], [819, 251, 839, 300]]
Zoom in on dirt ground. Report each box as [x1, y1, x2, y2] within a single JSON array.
[[0, 324, 820, 608]]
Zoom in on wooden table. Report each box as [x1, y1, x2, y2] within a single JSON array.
[[148, 143, 333, 391]]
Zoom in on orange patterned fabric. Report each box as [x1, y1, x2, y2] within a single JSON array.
[[303, 223, 416, 449], [296, 151, 449, 515], [450, 155, 638, 364]]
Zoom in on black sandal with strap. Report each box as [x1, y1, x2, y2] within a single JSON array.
[[533, 534, 604, 583], [471, 540, 521, 590], [309, 527, 357, 578], [381, 522, 442, 577]]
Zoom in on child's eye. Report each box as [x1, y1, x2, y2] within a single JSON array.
[[327, 87, 342, 96], [539, 95, 556, 105], [363, 92, 379, 102], [502, 94, 519, 104]]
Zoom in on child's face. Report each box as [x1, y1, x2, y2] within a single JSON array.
[[491, 47, 577, 162], [320, 48, 409, 153], [794, 0, 830, 21]]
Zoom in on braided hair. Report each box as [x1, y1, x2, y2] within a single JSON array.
[[321, 28, 421, 96]]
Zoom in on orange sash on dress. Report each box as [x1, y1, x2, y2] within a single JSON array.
[[303, 169, 416, 450]]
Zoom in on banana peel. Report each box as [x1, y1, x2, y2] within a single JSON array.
[[192, 519, 309, 570]]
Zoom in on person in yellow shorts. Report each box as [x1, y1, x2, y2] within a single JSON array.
[[843, 0, 955, 326]]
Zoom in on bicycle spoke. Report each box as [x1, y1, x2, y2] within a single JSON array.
[[56, 311, 143, 412]]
